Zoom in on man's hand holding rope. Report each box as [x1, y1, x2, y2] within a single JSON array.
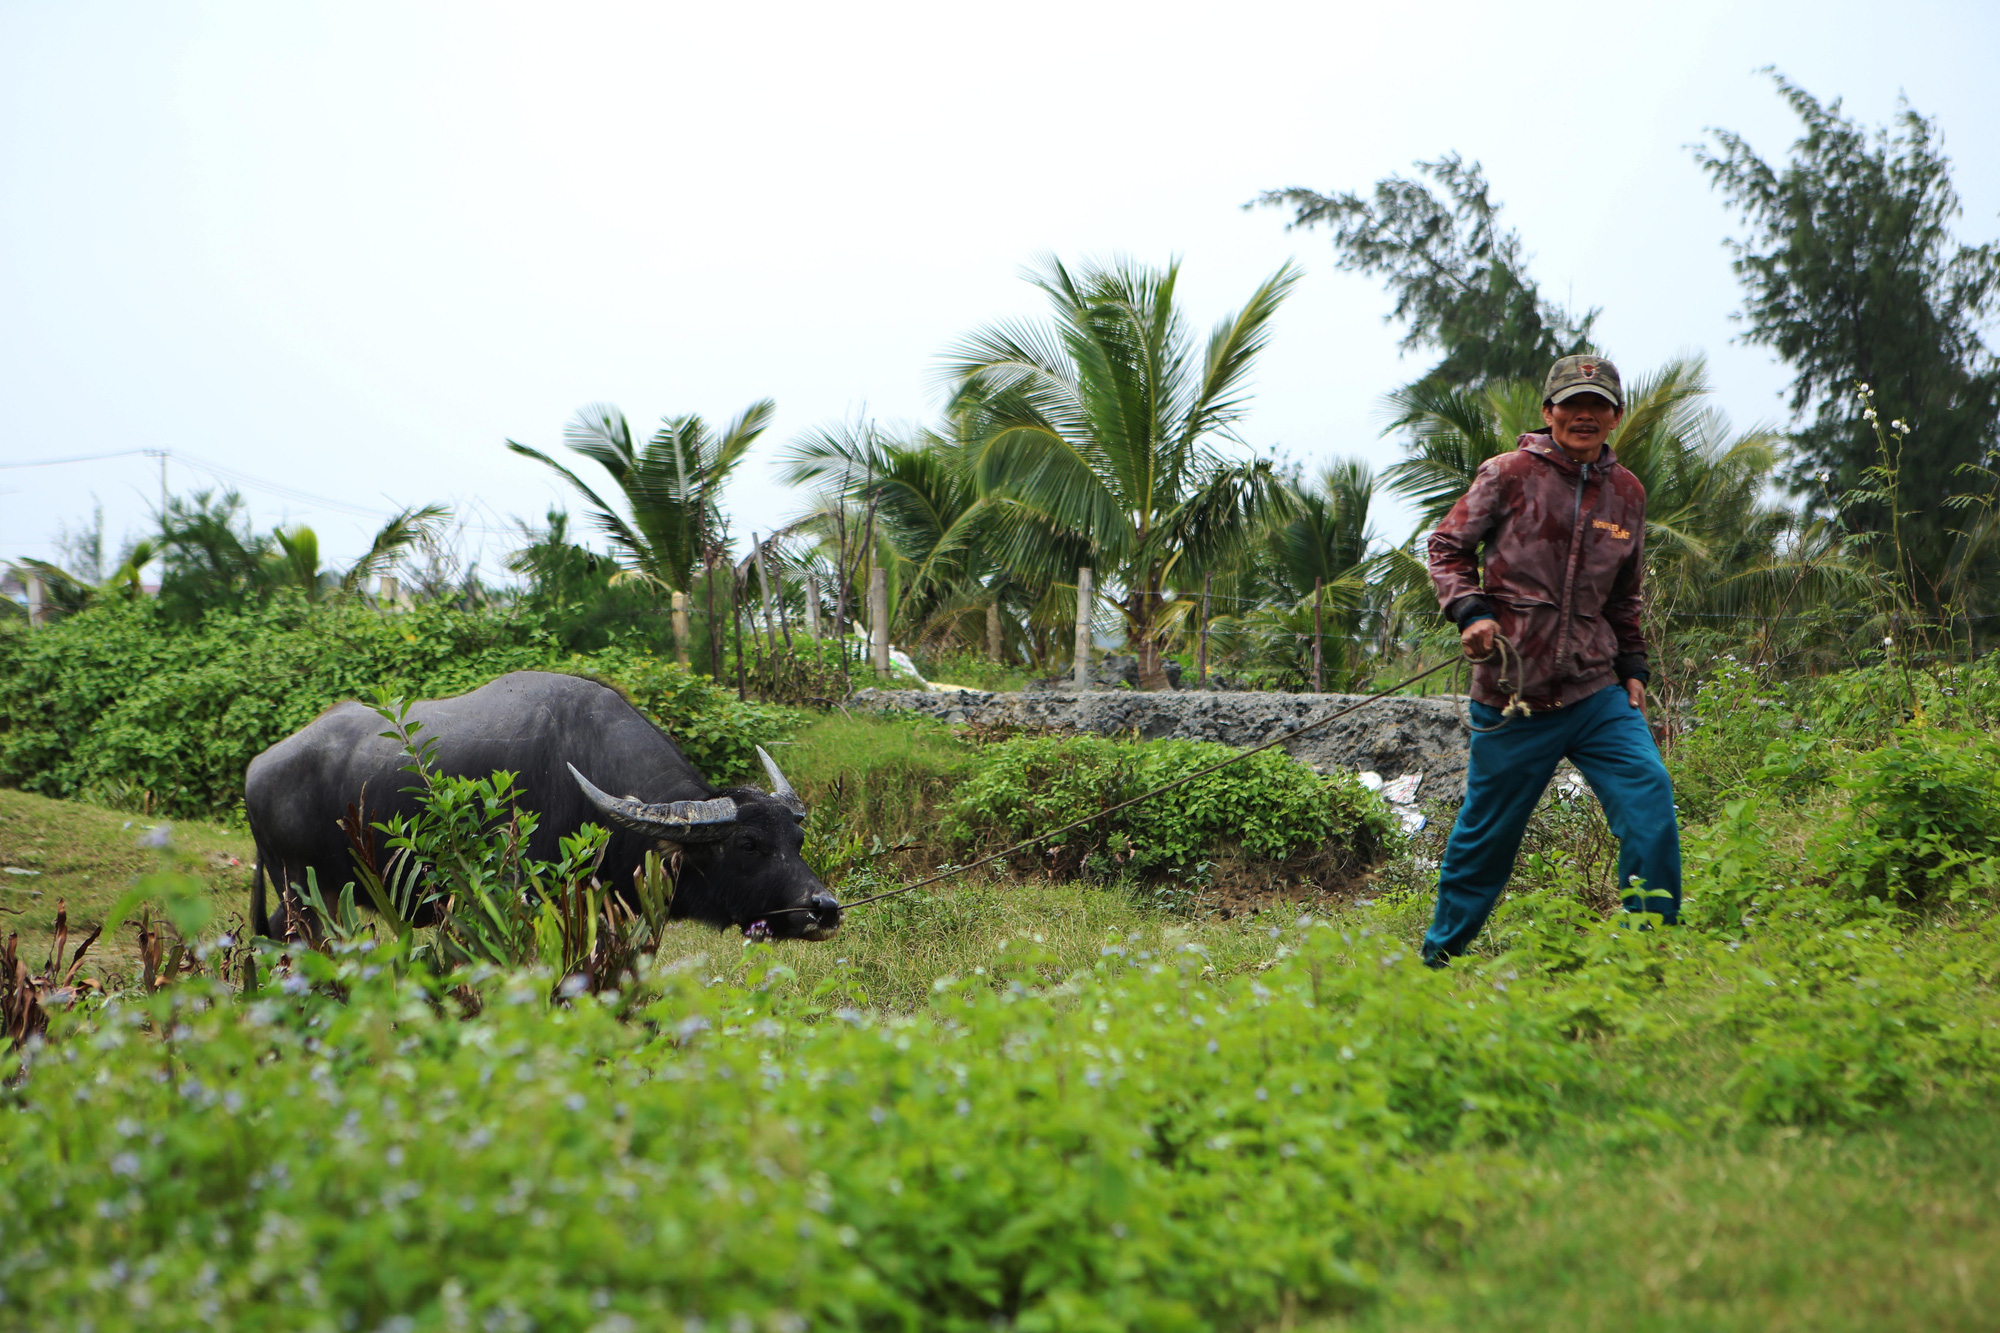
[[1460, 616, 1646, 718]]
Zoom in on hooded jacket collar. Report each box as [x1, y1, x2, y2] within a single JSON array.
[[1517, 430, 1618, 475]]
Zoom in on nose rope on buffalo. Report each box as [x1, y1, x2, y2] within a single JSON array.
[[766, 638, 1523, 920]]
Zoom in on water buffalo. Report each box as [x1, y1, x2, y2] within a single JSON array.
[[245, 670, 839, 941]]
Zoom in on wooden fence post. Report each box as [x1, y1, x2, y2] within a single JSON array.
[[1073, 566, 1094, 690], [1312, 576, 1324, 693], [753, 534, 778, 648], [869, 566, 890, 678], [1198, 572, 1211, 686], [732, 566, 746, 701]]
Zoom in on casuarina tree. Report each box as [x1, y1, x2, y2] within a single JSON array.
[[1696, 73, 2000, 605], [1258, 154, 1597, 394]]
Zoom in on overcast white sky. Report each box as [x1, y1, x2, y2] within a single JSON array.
[[5, 0, 1998, 580]]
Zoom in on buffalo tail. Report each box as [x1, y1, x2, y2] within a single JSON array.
[[250, 856, 270, 940]]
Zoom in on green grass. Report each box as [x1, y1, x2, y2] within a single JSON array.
[[908, 646, 1035, 692], [650, 875, 1293, 1013], [1330, 1110, 2000, 1333], [9, 699, 2000, 1330], [0, 788, 253, 974]]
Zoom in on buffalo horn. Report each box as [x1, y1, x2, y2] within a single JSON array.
[[567, 763, 738, 842], [756, 745, 808, 820]]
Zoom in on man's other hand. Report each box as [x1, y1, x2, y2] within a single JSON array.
[[1625, 678, 1647, 713], [1459, 618, 1498, 659]]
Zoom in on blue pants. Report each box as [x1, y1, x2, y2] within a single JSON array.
[[1423, 682, 1680, 964]]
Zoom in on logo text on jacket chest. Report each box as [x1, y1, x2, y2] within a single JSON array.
[[1591, 518, 1631, 541]]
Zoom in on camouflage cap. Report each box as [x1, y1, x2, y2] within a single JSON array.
[[1544, 354, 1623, 408]]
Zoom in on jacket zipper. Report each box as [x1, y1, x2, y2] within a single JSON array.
[[1550, 461, 1592, 703]]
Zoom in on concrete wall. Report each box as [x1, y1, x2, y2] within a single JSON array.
[[851, 687, 1474, 802]]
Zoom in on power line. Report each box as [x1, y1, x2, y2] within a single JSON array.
[[0, 449, 151, 470]]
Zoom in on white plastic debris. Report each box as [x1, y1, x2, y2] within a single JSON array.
[[1397, 809, 1428, 835], [1380, 772, 1424, 805], [4, 867, 41, 876], [1356, 771, 1384, 792]]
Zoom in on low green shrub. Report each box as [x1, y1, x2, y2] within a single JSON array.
[[945, 734, 1396, 884], [1665, 661, 1803, 823], [1826, 727, 2000, 907]]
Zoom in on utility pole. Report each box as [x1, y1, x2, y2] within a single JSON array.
[[144, 448, 168, 515], [1073, 566, 1094, 690]]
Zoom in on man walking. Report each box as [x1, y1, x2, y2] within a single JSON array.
[[1423, 354, 1680, 965]]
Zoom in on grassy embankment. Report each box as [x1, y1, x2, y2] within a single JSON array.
[[0, 789, 254, 973]]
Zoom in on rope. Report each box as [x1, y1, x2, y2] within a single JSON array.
[[1457, 633, 1531, 733], [779, 647, 1496, 918]]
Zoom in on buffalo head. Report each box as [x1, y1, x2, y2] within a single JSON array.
[[566, 747, 839, 940]]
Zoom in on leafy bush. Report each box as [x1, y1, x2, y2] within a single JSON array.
[[1664, 661, 1803, 823], [1827, 727, 2000, 906], [0, 595, 795, 818], [946, 734, 1396, 882]]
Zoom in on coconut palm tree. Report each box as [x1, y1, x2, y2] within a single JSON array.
[[1201, 459, 1382, 689], [779, 419, 1051, 656], [270, 505, 451, 601], [507, 400, 772, 595], [943, 255, 1299, 689]]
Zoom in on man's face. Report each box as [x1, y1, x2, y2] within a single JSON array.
[[1542, 393, 1622, 456]]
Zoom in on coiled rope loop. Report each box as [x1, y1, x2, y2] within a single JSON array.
[[1458, 631, 1530, 733]]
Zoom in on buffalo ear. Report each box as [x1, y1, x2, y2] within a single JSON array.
[[567, 763, 738, 842], [756, 746, 808, 822]]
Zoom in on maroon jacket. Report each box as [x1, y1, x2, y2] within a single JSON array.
[[1428, 432, 1649, 711]]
